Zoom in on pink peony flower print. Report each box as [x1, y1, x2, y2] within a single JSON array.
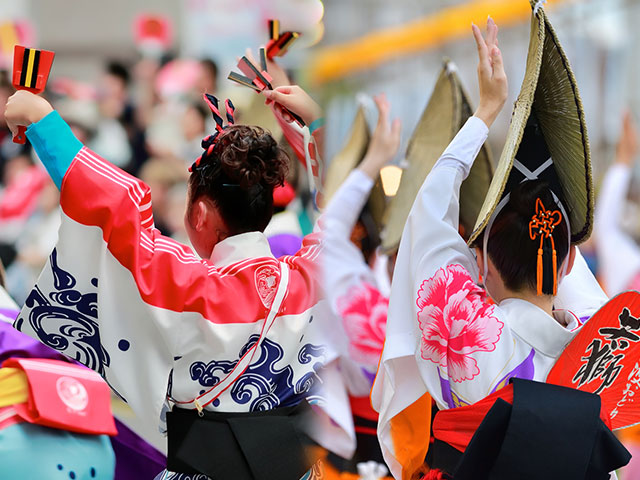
[[337, 282, 389, 368], [416, 264, 503, 383]]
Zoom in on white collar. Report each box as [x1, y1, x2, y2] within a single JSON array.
[[499, 298, 578, 358], [209, 231, 274, 268], [554, 309, 581, 332]]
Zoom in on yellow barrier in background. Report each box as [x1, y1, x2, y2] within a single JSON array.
[[308, 0, 573, 85]]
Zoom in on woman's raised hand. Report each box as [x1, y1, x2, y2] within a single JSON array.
[[472, 17, 508, 128], [263, 85, 322, 126], [358, 94, 402, 181], [616, 111, 639, 166], [5, 90, 53, 137]]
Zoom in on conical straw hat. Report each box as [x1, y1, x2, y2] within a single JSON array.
[[324, 106, 370, 201], [467, 1, 593, 246], [323, 106, 389, 231], [381, 60, 494, 253]]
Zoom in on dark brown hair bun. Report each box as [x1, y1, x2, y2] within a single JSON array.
[[188, 124, 290, 235], [216, 125, 288, 190]]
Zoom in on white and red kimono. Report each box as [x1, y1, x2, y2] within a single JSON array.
[[14, 111, 330, 479]]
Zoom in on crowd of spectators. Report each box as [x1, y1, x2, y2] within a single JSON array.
[[0, 53, 310, 304]]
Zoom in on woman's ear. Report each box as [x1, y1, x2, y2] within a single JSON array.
[[475, 247, 484, 274], [192, 199, 210, 232], [564, 245, 577, 276]]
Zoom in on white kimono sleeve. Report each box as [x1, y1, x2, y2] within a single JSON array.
[[15, 113, 187, 431], [594, 163, 640, 295], [322, 169, 387, 393], [372, 117, 503, 478]]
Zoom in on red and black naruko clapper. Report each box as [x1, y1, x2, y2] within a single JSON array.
[[266, 19, 299, 60], [227, 47, 305, 127], [547, 291, 640, 430], [12, 45, 55, 144]]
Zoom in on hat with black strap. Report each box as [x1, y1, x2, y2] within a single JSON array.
[[467, 0, 593, 247]]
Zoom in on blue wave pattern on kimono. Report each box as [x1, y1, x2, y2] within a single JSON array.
[[190, 335, 325, 411], [14, 248, 126, 401]]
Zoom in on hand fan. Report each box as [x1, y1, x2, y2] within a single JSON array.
[[547, 291, 640, 430]]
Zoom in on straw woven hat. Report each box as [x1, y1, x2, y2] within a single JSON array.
[[380, 61, 494, 253], [323, 106, 388, 231], [467, 1, 593, 246]]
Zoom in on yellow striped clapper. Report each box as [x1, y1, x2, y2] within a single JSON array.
[[11, 45, 55, 143]]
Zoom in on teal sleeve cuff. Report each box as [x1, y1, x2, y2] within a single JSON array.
[[26, 110, 83, 190], [309, 117, 325, 135]]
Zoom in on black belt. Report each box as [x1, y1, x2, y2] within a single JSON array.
[[167, 401, 318, 480], [425, 438, 459, 477], [427, 379, 631, 480]]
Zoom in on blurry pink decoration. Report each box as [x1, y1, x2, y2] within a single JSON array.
[[0, 20, 35, 69], [49, 78, 97, 101], [273, 182, 296, 208], [155, 59, 201, 99], [337, 282, 388, 368], [299, 22, 324, 48], [134, 14, 173, 57], [0, 166, 47, 222], [260, 0, 324, 33]]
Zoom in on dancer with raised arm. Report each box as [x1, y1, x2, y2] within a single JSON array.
[[372, 9, 630, 479], [5, 88, 327, 480]]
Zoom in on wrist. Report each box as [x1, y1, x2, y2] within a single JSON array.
[[474, 104, 501, 129], [616, 153, 634, 166], [358, 153, 385, 181], [27, 103, 53, 125], [357, 165, 378, 182], [303, 104, 323, 127], [309, 117, 325, 135]]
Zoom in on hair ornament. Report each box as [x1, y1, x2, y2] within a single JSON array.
[[528, 197, 562, 295], [189, 93, 236, 173]]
